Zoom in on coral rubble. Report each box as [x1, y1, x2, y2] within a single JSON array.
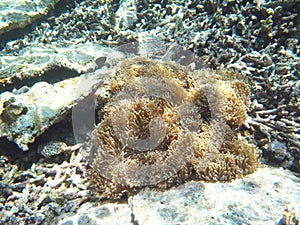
[[88, 58, 258, 198]]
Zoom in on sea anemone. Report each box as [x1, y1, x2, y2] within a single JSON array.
[[87, 57, 258, 198]]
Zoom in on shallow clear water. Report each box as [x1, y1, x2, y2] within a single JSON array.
[[0, 0, 299, 224]]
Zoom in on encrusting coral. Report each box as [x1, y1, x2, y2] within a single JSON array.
[[87, 57, 258, 198]]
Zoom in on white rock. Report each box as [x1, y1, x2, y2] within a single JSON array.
[[55, 202, 132, 225], [0, 70, 109, 150], [129, 166, 300, 225], [0, 43, 112, 86]]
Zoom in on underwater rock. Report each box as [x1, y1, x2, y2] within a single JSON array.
[[263, 140, 295, 169], [0, 43, 112, 91], [128, 166, 300, 225], [0, 71, 106, 150], [54, 202, 132, 225], [0, 0, 61, 35], [88, 57, 258, 198]]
